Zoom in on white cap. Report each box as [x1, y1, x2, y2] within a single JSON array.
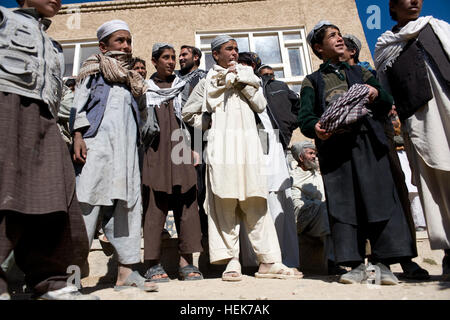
[[97, 20, 130, 41], [211, 35, 235, 51], [152, 43, 174, 56]]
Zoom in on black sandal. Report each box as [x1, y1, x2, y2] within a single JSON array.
[[144, 264, 170, 283], [178, 264, 203, 281]]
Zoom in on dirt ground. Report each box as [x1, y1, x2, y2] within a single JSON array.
[[78, 233, 450, 301], [5, 232, 450, 301], [79, 264, 449, 301]]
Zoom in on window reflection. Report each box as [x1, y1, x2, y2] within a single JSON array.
[[234, 36, 249, 53], [288, 48, 304, 76], [79, 45, 100, 69], [254, 35, 281, 64], [63, 46, 75, 77]]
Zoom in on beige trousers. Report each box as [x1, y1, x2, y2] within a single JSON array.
[[207, 195, 282, 264], [406, 143, 450, 250]]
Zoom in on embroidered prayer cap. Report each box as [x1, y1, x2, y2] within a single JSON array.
[[97, 20, 131, 41], [306, 20, 335, 47], [211, 35, 236, 51], [343, 34, 362, 52], [152, 43, 174, 55], [291, 141, 316, 161]]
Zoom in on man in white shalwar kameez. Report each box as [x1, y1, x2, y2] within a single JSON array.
[[72, 20, 157, 292], [236, 53, 300, 270], [182, 35, 302, 281], [375, 0, 450, 279]]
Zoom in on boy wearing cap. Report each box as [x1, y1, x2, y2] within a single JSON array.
[[183, 35, 301, 281], [72, 20, 157, 292], [342, 35, 429, 280], [298, 21, 417, 285], [0, 0, 96, 300], [141, 43, 203, 282]]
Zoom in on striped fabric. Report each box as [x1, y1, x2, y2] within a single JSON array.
[[319, 84, 370, 133]]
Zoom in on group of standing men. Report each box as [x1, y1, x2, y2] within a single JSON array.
[[0, 0, 449, 300]]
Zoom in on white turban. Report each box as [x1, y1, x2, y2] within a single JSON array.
[[97, 20, 130, 41], [211, 35, 235, 51]]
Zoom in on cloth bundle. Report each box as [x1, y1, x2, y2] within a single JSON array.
[[319, 84, 370, 133]]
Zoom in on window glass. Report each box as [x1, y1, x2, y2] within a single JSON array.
[[283, 33, 301, 41], [234, 36, 249, 52], [201, 37, 214, 46], [62, 46, 75, 77], [79, 45, 100, 69], [254, 35, 281, 64], [274, 69, 285, 79], [288, 48, 304, 76], [205, 52, 215, 71], [289, 84, 302, 95]]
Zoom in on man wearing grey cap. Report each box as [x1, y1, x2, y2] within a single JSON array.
[[141, 43, 203, 283], [183, 35, 302, 281], [342, 34, 376, 76], [71, 20, 157, 292]]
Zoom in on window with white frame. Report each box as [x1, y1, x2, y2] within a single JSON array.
[[60, 40, 100, 77], [195, 27, 312, 94]]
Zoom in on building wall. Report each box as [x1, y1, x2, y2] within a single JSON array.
[[48, 0, 371, 143], [49, 0, 372, 71]]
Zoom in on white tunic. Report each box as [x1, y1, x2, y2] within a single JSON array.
[[73, 79, 141, 208], [183, 64, 268, 201]]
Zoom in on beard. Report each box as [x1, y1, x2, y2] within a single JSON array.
[[180, 60, 195, 73], [303, 158, 319, 171]]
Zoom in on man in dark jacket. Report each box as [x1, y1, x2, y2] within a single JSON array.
[[258, 65, 300, 151]]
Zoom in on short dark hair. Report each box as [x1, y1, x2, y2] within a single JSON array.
[[389, 0, 399, 21], [131, 57, 146, 68], [238, 52, 254, 67], [152, 45, 175, 61], [258, 65, 273, 74], [16, 0, 25, 7], [99, 34, 113, 46], [310, 24, 340, 59], [181, 45, 202, 66], [65, 78, 76, 87], [343, 38, 360, 63]]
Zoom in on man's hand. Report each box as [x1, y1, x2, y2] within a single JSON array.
[[73, 131, 87, 164], [315, 122, 332, 141], [365, 84, 379, 103], [227, 61, 237, 74]]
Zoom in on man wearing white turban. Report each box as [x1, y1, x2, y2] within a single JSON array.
[[182, 35, 302, 281], [71, 20, 157, 292]]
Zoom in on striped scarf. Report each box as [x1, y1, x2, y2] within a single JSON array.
[[76, 51, 147, 97], [319, 84, 370, 133]]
